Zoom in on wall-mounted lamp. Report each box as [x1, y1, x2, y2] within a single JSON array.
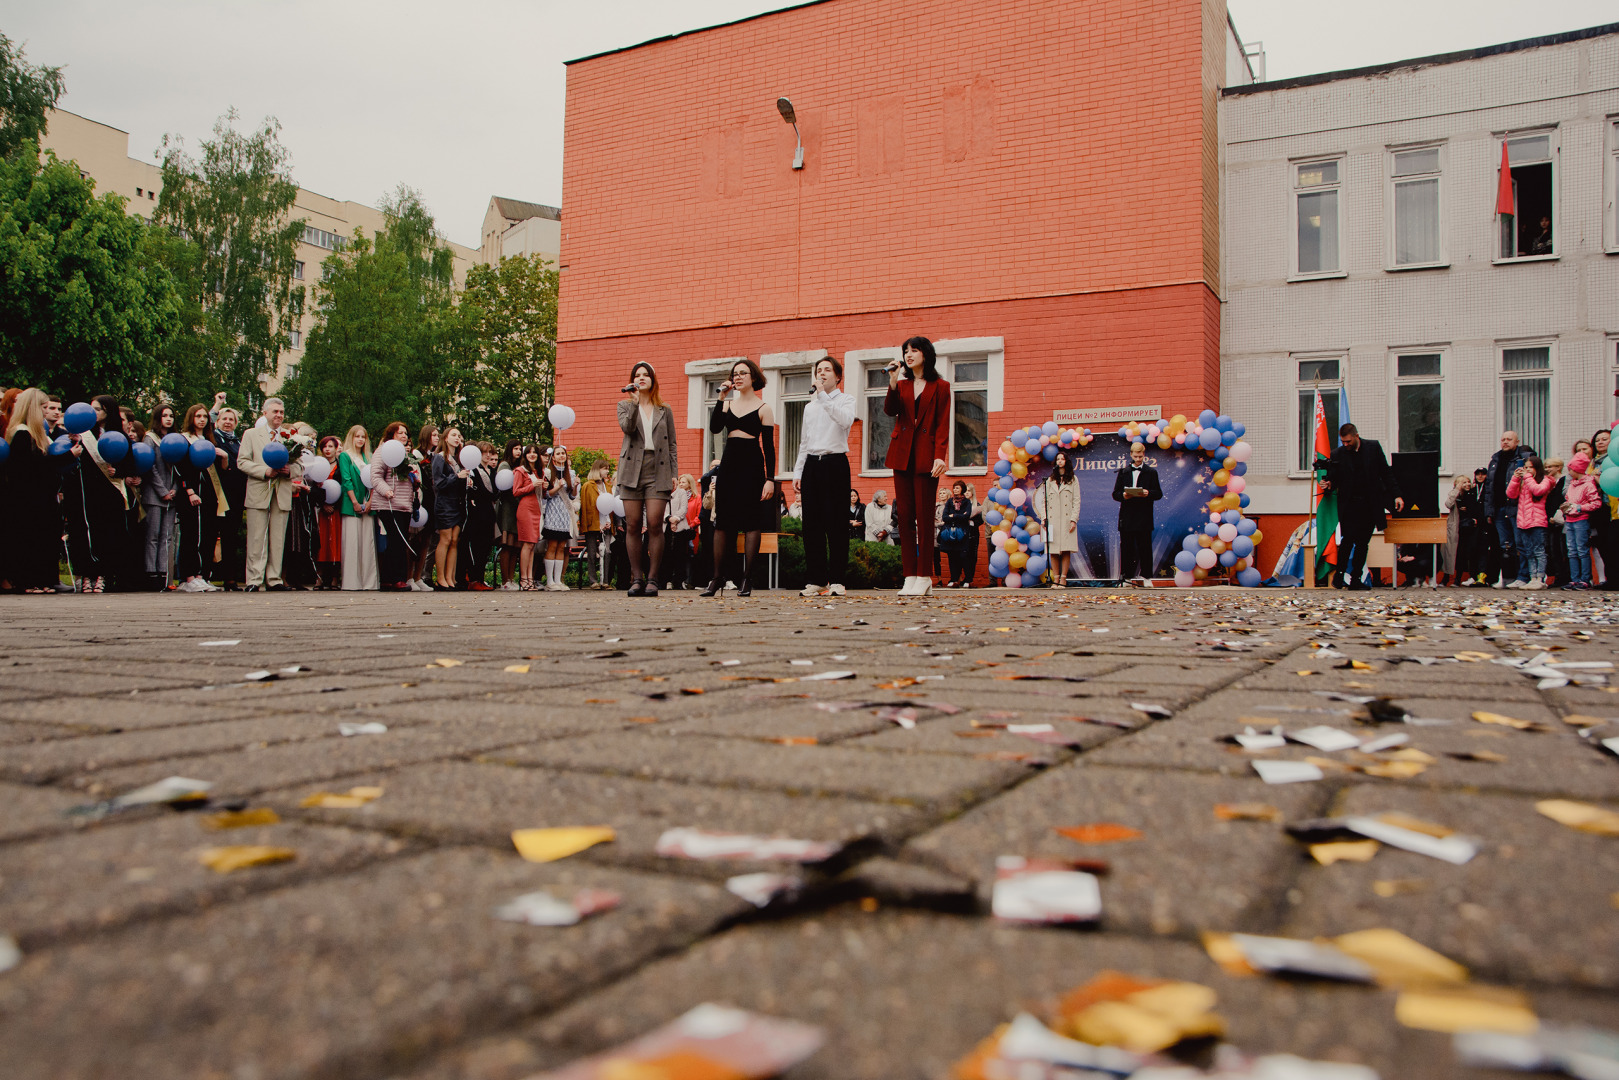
[[777, 96, 803, 170]]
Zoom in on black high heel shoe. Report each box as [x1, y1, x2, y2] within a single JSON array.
[[699, 580, 721, 597], [737, 578, 752, 597], [628, 578, 646, 597]]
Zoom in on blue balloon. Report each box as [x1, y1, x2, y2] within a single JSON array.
[[0, 438, 9, 464], [989, 550, 1010, 573], [1042, 444, 1058, 461], [991, 488, 1008, 505], [1015, 515, 1028, 528], [1198, 428, 1221, 451], [1029, 535, 1045, 554], [49, 434, 73, 457], [129, 441, 156, 473], [1221, 430, 1238, 446], [1231, 462, 1247, 477], [1238, 493, 1251, 508], [1198, 409, 1218, 428], [1026, 554, 1048, 578], [1215, 414, 1233, 432], [64, 402, 97, 435], [1012, 528, 1029, 545], [1010, 429, 1028, 445], [1174, 550, 1196, 572], [1236, 518, 1257, 536], [159, 433, 190, 464], [993, 460, 1011, 476], [1237, 567, 1262, 587], [1204, 523, 1220, 537], [188, 439, 217, 469], [998, 475, 1013, 490], [1182, 534, 1202, 553], [1023, 438, 1041, 455], [1213, 446, 1229, 461], [1232, 536, 1255, 558], [1222, 510, 1242, 525], [1218, 550, 1238, 567], [96, 430, 129, 463], [261, 442, 290, 471], [1041, 421, 1059, 438], [984, 509, 1003, 527], [1230, 421, 1246, 438]]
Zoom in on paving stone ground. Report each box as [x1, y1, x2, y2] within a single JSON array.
[[1, 586, 1617, 1080]]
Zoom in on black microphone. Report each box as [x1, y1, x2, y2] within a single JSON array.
[[622, 383, 637, 394]]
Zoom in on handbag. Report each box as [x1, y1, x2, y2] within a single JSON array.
[[940, 525, 967, 545]]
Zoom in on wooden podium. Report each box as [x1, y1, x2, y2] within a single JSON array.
[[1304, 517, 1446, 588]]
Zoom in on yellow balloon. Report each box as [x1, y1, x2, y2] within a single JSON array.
[[1010, 462, 1027, 479], [1211, 539, 1227, 554], [1198, 535, 1212, 548], [999, 441, 1016, 458], [1156, 435, 1172, 449], [1015, 449, 1029, 464], [1250, 530, 1263, 545], [1193, 567, 1208, 579], [1213, 469, 1230, 486], [1171, 414, 1187, 428], [1222, 494, 1241, 510], [1009, 552, 1029, 570], [1026, 521, 1042, 535]]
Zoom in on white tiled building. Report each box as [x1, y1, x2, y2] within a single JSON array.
[[1220, 23, 1619, 521]]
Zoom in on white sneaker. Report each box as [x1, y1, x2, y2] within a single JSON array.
[[823, 584, 845, 597], [501, 581, 519, 591], [1492, 578, 1506, 590], [177, 578, 200, 593], [723, 580, 738, 592], [415, 579, 433, 592], [1506, 579, 1524, 589], [1524, 577, 1545, 591], [802, 583, 826, 597], [554, 580, 570, 591]]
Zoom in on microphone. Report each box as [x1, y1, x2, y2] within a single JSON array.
[[622, 383, 637, 394]]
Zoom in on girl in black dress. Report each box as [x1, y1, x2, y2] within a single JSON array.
[[3, 389, 63, 593], [701, 359, 776, 597], [62, 395, 133, 592]]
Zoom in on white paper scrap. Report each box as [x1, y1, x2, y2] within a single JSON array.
[[1343, 816, 1479, 865], [790, 660, 814, 666], [0, 934, 20, 973], [655, 827, 841, 863], [494, 891, 582, 926], [1007, 724, 1056, 735], [112, 777, 213, 808], [797, 670, 855, 681], [337, 722, 388, 736], [1236, 726, 1287, 751], [1288, 726, 1362, 752], [991, 858, 1101, 923], [1249, 1055, 1382, 1079], [724, 872, 800, 907], [199, 640, 240, 647], [1358, 732, 1410, 753], [1131, 702, 1172, 718], [1228, 934, 1376, 982], [1602, 737, 1619, 757], [995, 1013, 1143, 1072], [1253, 760, 1324, 784]]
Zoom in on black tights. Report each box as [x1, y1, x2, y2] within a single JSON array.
[[712, 528, 760, 586], [623, 498, 667, 584]]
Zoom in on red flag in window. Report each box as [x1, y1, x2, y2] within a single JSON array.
[[1495, 141, 1515, 217]]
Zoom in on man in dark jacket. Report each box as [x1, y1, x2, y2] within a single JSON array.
[[1482, 430, 1534, 587], [1111, 441, 1164, 584], [1323, 423, 1403, 590]]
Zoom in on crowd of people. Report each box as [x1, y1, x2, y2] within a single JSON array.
[[1438, 428, 1619, 590]]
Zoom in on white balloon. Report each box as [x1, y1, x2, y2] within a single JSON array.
[[303, 458, 332, 485], [596, 493, 616, 517], [255, 416, 269, 430], [360, 463, 375, 488], [1195, 547, 1218, 569], [495, 468, 514, 491], [322, 478, 341, 504], [1228, 440, 1252, 463], [411, 506, 429, 528], [458, 444, 482, 471], [378, 440, 407, 468], [1173, 569, 1196, 588], [1217, 523, 1238, 543], [548, 404, 576, 431]]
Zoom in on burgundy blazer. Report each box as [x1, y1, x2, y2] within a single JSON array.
[[883, 376, 951, 472]]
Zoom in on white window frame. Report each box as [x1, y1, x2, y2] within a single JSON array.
[[759, 349, 827, 480], [684, 357, 750, 474], [1495, 338, 1557, 459], [848, 346, 902, 477], [1494, 129, 1559, 265], [289, 329, 302, 350], [1385, 142, 1447, 271], [1389, 347, 1447, 472], [1290, 353, 1346, 479], [1289, 155, 1346, 281], [293, 260, 305, 281], [933, 337, 1004, 476], [1605, 116, 1619, 254]]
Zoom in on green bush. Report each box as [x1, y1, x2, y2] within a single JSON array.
[[776, 527, 901, 590]]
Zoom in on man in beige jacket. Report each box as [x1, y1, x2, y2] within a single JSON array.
[[237, 398, 303, 590]]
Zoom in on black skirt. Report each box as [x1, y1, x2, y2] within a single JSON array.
[[714, 436, 770, 532]]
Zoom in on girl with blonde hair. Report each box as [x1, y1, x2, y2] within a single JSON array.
[[338, 425, 379, 589], [3, 389, 62, 592]]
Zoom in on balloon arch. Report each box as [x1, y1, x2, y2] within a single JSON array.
[[984, 409, 1262, 588]]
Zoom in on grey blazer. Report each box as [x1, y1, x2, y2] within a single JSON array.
[[615, 399, 679, 494]]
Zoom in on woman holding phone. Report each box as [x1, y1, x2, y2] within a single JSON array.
[[615, 361, 678, 596], [884, 336, 951, 596], [701, 358, 775, 597]]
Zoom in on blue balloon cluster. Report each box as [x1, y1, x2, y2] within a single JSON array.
[[129, 440, 156, 473], [97, 430, 129, 463], [261, 442, 290, 470]]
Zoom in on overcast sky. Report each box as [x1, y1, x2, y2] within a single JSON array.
[[3, 0, 1613, 246]]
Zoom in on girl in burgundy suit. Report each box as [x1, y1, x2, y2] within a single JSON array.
[[884, 336, 951, 595]]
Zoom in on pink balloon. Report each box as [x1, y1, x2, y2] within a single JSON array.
[[1218, 523, 1238, 543], [1227, 476, 1246, 494], [1005, 572, 1023, 588], [1008, 488, 1028, 507], [1195, 547, 1218, 569], [1174, 570, 1196, 588]]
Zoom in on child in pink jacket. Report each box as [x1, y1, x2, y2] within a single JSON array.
[[1560, 452, 1602, 589], [1504, 457, 1553, 588]]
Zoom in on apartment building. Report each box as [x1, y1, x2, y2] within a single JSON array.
[[479, 196, 561, 266]]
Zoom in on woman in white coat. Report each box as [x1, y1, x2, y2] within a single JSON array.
[[1035, 451, 1081, 587]]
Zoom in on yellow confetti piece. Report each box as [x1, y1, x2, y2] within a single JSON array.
[[1472, 711, 1533, 730], [1362, 760, 1427, 779], [433, 658, 464, 668], [1385, 748, 1437, 764], [503, 664, 530, 674], [1395, 986, 1538, 1035], [1536, 799, 1619, 836], [1374, 812, 1453, 838], [512, 826, 615, 863], [1214, 803, 1281, 822], [201, 808, 281, 830], [1200, 932, 1257, 977], [1454, 651, 1493, 662], [299, 786, 383, 809], [1348, 660, 1373, 670], [198, 845, 296, 874], [1373, 879, 1428, 897], [1295, 670, 1316, 677], [1311, 840, 1380, 865], [1334, 928, 1468, 988], [1563, 714, 1606, 727]]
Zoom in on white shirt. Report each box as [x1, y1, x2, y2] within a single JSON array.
[[792, 388, 858, 479], [638, 403, 655, 448]]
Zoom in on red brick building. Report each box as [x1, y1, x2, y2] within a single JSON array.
[[556, 0, 1235, 555]]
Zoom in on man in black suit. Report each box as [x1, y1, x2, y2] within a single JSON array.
[[1112, 441, 1163, 584], [1322, 423, 1403, 590]]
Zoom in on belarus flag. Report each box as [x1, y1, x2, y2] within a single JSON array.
[[1312, 389, 1339, 581]]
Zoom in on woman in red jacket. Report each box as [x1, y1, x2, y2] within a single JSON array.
[[884, 336, 951, 596]]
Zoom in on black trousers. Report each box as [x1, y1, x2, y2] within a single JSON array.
[[376, 510, 413, 586], [217, 504, 245, 584], [176, 498, 219, 581], [1119, 528, 1153, 579], [946, 545, 973, 583], [1455, 524, 1484, 581], [459, 519, 494, 586], [800, 453, 850, 586], [1340, 520, 1376, 583]]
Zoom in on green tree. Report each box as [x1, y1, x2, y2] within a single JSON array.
[[453, 253, 558, 444], [0, 144, 183, 401], [152, 110, 304, 409], [0, 34, 64, 160], [280, 187, 459, 439]]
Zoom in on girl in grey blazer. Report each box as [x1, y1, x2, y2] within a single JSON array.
[[615, 361, 678, 596]]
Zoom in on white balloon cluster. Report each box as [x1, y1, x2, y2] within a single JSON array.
[[595, 492, 624, 518]]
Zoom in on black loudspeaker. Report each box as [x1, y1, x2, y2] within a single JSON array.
[[1390, 451, 1439, 518]]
